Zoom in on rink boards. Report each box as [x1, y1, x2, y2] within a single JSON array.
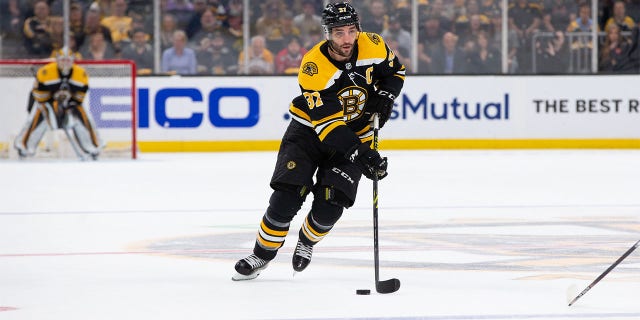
[[2, 75, 639, 153]]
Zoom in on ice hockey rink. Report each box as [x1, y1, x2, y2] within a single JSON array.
[[1, 150, 639, 320]]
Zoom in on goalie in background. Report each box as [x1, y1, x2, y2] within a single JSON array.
[[14, 47, 104, 160]]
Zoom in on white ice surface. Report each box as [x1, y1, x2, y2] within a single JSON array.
[[1, 150, 639, 320]]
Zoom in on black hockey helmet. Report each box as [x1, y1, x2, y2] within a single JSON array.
[[321, 2, 360, 39]]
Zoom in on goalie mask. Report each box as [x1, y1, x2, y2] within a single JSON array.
[[321, 2, 360, 41], [55, 46, 75, 76]]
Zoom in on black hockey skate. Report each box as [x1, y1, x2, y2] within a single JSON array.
[[232, 254, 269, 281], [292, 240, 313, 272]]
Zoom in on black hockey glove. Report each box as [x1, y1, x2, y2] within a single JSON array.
[[346, 143, 388, 180], [368, 89, 396, 128]]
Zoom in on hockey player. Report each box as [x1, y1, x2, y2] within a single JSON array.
[[14, 47, 103, 160], [233, 2, 405, 281]]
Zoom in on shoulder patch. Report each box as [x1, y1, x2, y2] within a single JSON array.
[[366, 32, 381, 45], [302, 62, 318, 76]]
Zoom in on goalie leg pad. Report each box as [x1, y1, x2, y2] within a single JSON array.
[[64, 109, 104, 158], [14, 107, 49, 157]]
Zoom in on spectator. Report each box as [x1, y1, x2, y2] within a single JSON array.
[[387, 37, 412, 71], [80, 31, 117, 60], [535, 30, 569, 73], [458, 14, 490, 48], [417, 15, 444, 73], [430, 31, 468, 74], [226, 0, 243, 19], [454, 0, 490, 36], [237, 35, 274, 75], [23, 0, 54, 58], [195, 31, 237, 74], [275, 36, 307, 74], [160, 14, 178, 51], [222, 8, 243, 57], [186, 1, 226, 38], [100, 0, 132, 51], [424, 0, 453, 31], [80, 3, 113, 49], [381, 14, 412, 55], [567, 3, 596, 32], [128, 0, 153, 17], [489, 12, 519, 73], [165, 0, 195, 29], [0, 0, 27, 59], [0, 0, 23, 40], [605, 0, 636, 31], [189, 8, 223, 47], [267, 10, 301, 54], [424, 9, 447, 44], [162, 30, 197, 75], [479, 0, 501, 18], [49, 16, 65, 53], [185, 0, 208, 38], [360, 0, 387, 34], [466, 31, 501, 74], [599, 23, 638, 72], [255, 0, 286, 45], [567, 3, 596, 73], [129, 12, 150, 37], [68, 2, 85, 46], [210, 0, 227, 20], [629, 0, 640, 22], [91, 0, 113, 17], [293, 0, 322, 40], [121, 28, 154, 74], [302, 25, 323, 50], [509, 0, 543, 73], [545, 0, 575, 31]]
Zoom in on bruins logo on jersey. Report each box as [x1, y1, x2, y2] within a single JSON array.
[[366, 32, 381, 45], [301, 62, 318, 76], [338, 86, 367, 122]]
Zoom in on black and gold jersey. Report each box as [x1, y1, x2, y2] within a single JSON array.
[[289, 32, 405, 154], [32, 62, 89, 105]]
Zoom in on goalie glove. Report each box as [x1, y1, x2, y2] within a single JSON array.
[[367, 88, 396, 128], [346, 143, 388, 180]]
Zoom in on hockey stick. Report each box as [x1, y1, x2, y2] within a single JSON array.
[[372, 113, 400, 294], [568, 239, 640, 306]]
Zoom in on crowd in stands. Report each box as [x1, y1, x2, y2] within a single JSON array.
[[1, 0, 639, 75]]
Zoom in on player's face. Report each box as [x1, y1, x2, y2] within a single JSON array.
[[58, 56, 73, 75], [329, 24, 358, 59]]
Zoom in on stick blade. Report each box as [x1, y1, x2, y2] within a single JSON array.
[[376, 278, 401, 294]]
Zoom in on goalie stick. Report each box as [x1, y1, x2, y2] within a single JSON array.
[[568, 239, 640, 306], [371, 113, 401, 294]]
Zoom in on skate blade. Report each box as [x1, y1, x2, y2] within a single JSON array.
[[231, 271, 261, 281]]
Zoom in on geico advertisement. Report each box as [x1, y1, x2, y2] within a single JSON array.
[[132, 77, 297, 141]]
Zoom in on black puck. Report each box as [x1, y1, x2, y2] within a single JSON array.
[[356, 289, 371, 295]]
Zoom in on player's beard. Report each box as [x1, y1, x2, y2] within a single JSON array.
[[329, 41, 354, 60]]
